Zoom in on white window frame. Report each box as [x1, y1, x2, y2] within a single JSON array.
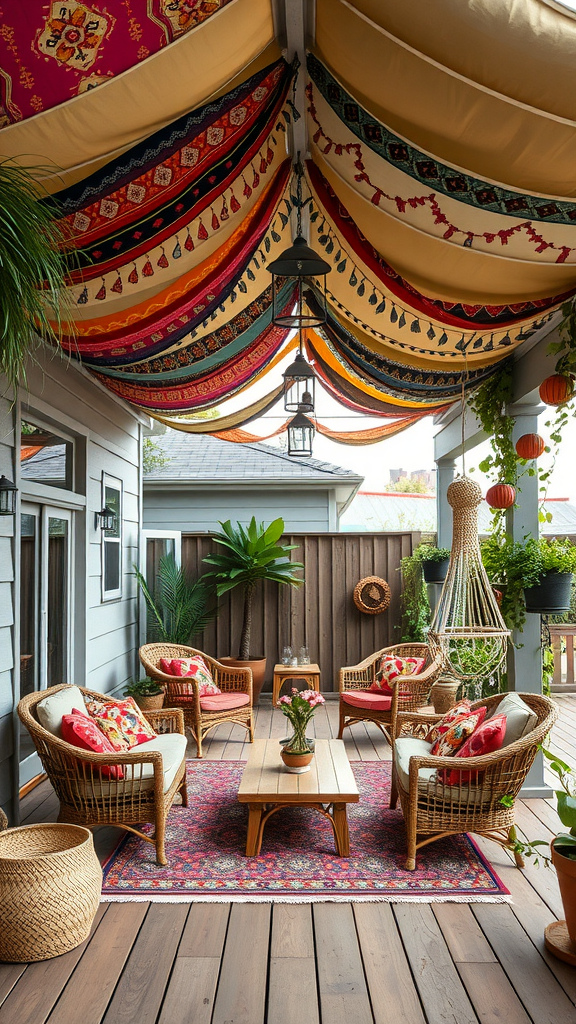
[[101, 473, 123, 602]]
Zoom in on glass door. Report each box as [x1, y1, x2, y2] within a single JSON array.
[[138, 530, 181, 647], [19, 504, 73, 785]]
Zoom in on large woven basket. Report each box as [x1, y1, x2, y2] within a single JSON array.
[[0, 823, 102, 962]]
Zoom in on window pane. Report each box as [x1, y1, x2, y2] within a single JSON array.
[[21, 419, 72, 490], [20, 513, 38, 763], [104, 485, 120, 538], [104, 542, 121, 593], [47, 517, 68, 687]]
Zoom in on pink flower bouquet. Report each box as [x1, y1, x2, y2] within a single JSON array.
[[279, 687, 325, 754]]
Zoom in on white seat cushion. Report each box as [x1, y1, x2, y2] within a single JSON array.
[[73, 732, 186, 799], [394, 737, 492, 806], [489, 693, 537, 746], [37, 686, 88, 737]]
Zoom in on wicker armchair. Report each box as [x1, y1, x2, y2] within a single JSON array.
[[338, 643, 443, 746], [17, 685, 188, 866], [140, 643, 254, 758], [390, 692, 558, 870]]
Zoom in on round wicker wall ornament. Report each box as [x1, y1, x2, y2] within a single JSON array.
[[353, 576, 391, 615]]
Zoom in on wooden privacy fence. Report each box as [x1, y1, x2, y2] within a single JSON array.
[[181, 532, 420, 692]]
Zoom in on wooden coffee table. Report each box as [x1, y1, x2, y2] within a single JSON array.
[[237, 738, 359, 857]]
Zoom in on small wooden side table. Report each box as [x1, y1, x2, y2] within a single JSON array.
[[272, 663, 321, 706]]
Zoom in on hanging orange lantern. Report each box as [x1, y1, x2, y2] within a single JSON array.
[[515, 433, 545, 460], [538, 374, 574, 406], [486, 483, 516, 509]]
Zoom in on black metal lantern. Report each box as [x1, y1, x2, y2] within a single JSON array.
[[283, 346, 315, 413], [287, 408, 315, 458], [0, 476, 17, 516], [96, 505, 117, 531], [267, 160, 331, 329]]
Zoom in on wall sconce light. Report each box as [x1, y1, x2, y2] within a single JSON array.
[[95, 506, 116, 531], [0, 476, 17, 516]]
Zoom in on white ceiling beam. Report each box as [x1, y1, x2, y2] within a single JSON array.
[[284, 0, 309, 161]]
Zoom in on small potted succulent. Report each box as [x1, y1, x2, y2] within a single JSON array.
[[278, 688, 325, 773], [124, 678, 164, 712], [418, 545, 451, 584], [510, 748, 576, 956]]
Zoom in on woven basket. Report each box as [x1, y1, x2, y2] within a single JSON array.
[[0, 823, 102, 962], [0, 808, 7, 832], [134, 692, 165, 712]]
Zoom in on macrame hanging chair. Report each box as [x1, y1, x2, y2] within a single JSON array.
[[428, 476, 510, 680]]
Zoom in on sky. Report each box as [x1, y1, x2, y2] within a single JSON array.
[[212, 347, 576, 501]]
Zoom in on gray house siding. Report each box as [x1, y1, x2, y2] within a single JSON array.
[[0, 354, 145, 823], [143, 486, 331, 533]]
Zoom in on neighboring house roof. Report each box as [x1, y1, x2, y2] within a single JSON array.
[[144, 430, 364, 513], [20, 443, 67, 484], [340, 491, 576, 535]]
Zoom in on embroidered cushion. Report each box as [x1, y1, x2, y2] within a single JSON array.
[[61, 709, 124, 780], [429, 710, 485, 757], [427, 699, 473, 743], [342, 690, 392, 711], [439, 714, 507, 785], [370, 655, 426, 694], [85, 697, 157, 751], [169, 656, 221, 696]]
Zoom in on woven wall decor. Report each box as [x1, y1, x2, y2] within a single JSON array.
[[428, 476, 510, 680], [353, 576, 391, 615]]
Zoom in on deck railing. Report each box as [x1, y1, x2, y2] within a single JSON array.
[[549, 624, 576, 692]]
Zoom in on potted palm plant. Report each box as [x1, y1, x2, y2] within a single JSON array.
[[203, 518, 304, 702], [134, 553, 216, 644]]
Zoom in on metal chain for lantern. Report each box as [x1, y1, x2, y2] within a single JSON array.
[[429, 362, 510, 680]]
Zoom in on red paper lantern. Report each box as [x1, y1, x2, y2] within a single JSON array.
[[515, 433, 545, 460], [538, 374, 574, 406], [486, 483, 516, 509]]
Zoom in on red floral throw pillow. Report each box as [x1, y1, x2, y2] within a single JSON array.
[[61, 709, 124, 779], [427, 699, 473, 743], [370, 655, 426, 694], [85, 697, 157, 751], [429, 708, 487, 757], [439, 713, 507, 785], [169, 656, 221, 696]]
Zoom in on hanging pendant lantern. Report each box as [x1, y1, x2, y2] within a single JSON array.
[[486, 483, 516, 510], [268, 159, 331, 329], [539, 374, 574, 406], [429, 477, 510, 681], [287, 407, 315, 458], [283, 343, 316, 413], [515, 433, 545, 460]]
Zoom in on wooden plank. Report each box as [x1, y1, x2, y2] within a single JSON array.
[[173, 903, 229, 959], [158, 958, 220, 1024], [47, 903, 148, 1024], [0, 965, 26, 1009], [433, 904, 497, 963], [0, 905, 108, 1024], [472, 903, 576, 1024], [268, 958, 320, 1024], [100, 903, 188, 1024], [314, 904, 373, 1024], [456, 962, 532, 1024], [212, 904, 270, 1024], [354, 903, 426, 1024], [393, 904, 477, 1024], [271, 905, 314, 959]]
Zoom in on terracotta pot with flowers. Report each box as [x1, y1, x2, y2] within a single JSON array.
[[278, 689, 325, 773]]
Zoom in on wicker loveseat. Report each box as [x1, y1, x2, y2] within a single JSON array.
[[390, 692, 558, 870], [18, 684, 188, 865], [338, 643, 443, 746], [139, 644, 254, 758]]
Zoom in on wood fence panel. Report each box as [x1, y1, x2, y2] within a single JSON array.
[[180, 532, 420, 693]]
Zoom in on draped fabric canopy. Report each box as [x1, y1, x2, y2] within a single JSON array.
[[2, 0, 576, 441]]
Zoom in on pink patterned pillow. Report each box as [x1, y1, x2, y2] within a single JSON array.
[[427, 699, 473, 743], [169, 656, 221, 697], [61, 709, 124, 780], [430, 709, 486, 757], [85, 697, 157, 751], [370, 655, 426, 694]]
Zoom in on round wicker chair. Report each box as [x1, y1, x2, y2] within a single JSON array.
[[18, 685, 187, 866], [390, 692, 558, 870], [139, 643, 254, 758], [338, 643, 444, 747]]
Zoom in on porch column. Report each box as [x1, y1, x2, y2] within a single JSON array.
[[436, 458, 456, 549], [506, 401, 549, 796]]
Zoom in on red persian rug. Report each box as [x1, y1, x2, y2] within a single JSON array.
[[101, 761, 510, 902]]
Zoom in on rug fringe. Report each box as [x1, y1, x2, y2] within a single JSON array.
[[100, 893, 513, 904]]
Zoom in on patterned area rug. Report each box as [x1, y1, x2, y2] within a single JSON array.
[[101, 761, 510, 902]]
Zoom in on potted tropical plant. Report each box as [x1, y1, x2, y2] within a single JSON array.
[[510, 747, 576, 960], [203, 518, 304, 702], [134, 553, 216, 644], [419, 545, 451, 584], [482, 536, 576, 627], [124, 678, 164, 712]]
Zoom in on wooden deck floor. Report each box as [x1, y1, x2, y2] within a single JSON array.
[[1, 695, 576, 1024]]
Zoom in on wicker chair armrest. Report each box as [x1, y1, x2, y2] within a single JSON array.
[[396, 710, 440, 736], [144, 708, 185, 735], [213, 666, 253, 699], [339, 666, 373, 691]]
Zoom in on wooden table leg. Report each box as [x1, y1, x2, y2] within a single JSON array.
[[331, 802, 350, 857], [245, 803, 264, 856]]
